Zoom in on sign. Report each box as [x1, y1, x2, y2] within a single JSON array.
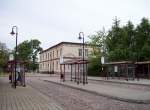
[[114, 66, 118, 72], [101, 56, 105, 64], [9, 54, 14, 61]]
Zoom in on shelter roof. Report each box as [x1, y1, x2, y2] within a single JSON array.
[[7, 60, 27, 65], [135, 61, 150, 64], [60, 59, 88, 65], [104, 61, 133, 65]]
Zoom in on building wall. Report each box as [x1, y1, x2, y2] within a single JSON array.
[[39, 42, 93, 74]]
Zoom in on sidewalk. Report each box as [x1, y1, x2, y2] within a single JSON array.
[[41, 76, 150, 104], [0, 77, 63, 110], [34, 73, 150, 86], [24, 73, 150, 86], [88, 76, 150, 86]]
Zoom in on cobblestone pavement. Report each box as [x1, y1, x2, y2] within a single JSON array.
[[0, 77, 64, 110], [27, 77, 150, 110]]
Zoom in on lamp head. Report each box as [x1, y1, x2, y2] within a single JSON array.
[[78, 36, 82, 40], [10, 29, 15, 36], [78, 32, 84, 40]]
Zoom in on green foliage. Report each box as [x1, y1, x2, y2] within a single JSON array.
[[15, 39, 42, 71], [0, 42, 9, 72], [88, 29, 106, 56], [88, 17, 150, 75], [134, 18, 150, 61], [106, 17, 150, 62], [87, 30, 106, 76], [17, 40, 32, 61], [88, 56, 102, 76]]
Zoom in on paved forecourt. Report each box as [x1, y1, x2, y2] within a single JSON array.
[[41, 76, 150, 104], [0, 77, 63, 110]]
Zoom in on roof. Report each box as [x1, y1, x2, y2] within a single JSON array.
[[135, 61, 150, 64], [104, 61, 150, 65], [7, 60, 27, 65], [40, 41, 93, 54], [60, 59, 89, 65], [104, 61, 133, 65]]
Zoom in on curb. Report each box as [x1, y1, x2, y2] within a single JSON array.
[[88, 78, 150, 87], [43, 79, 150, 104]]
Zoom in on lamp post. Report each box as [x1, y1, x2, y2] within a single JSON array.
[[78, 32, 85, 85], [10, 26, 18, 88], [101, 30, 105, 78]]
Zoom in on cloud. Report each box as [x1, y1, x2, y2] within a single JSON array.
[[0, 0, 149, 50]]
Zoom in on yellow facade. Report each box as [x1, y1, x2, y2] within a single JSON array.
[[39, 42, 93, 73]]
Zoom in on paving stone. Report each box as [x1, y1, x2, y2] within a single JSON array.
[[0, 77, 64, 110], [28, 77, 150, 110]]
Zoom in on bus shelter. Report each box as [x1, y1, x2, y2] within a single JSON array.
[[7, 60, 26, 87], [104, 61, 135, 81], [135, 61, 150, 79], [60, 59, 88, 85]]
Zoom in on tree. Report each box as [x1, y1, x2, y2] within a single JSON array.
[[88, 29, 106, 56], [123, 21, 135, 60], [0, 42, 9, 72], [87, 29, 106, 76], [106, 17, 126, 61], [88, 55, 102, 76], [16, 39, 42, 71], [134, 18, 150, 61], [88, 17, 150, 76], [29, 39, 43, 71]]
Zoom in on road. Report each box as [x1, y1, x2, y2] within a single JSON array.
[[27, 77, 150, 110]]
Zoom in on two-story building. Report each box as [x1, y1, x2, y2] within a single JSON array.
[[39, 42, 93, 74]]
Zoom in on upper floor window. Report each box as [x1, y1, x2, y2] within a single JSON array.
[[46, 53, 47, 59], [50, 52, 51, 60], [53, 51, 54, 59], [78, 49, 82, 56], [78, 49, 88, 57], [57, 50, 59, 58], [85, 49, 88, 56], [48, 53, 49, 60], [40, 55, 42, 61], [43, 54, 44, 60], [60, 48, 62, 56]]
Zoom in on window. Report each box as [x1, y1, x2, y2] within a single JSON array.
[[60, 48, 62, 56], [56, 61, 58, 69], [40, 55, 42, 61], [49, 63, 51, 70], [57, 50, 59, 58], [78, 49, 82, 56], [48, 53, 49, 60], [53, 61, 54, 66], [53, 51, 54, 59], [85, 49, 88, 56], [50, 53, 51, 60], [43, 63, 44, 69], [46, 53, 47, 59]]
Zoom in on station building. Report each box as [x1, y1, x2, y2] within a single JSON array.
[[39, 42, 93, 74]]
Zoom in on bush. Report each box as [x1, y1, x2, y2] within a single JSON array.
[[88, 56, 102, 76]]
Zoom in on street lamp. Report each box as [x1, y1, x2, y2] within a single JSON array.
[[10, 26, 18, 88], [78, 32, 86, 85]]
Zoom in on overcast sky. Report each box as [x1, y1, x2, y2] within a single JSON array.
[[0, 0, 149, 50]]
